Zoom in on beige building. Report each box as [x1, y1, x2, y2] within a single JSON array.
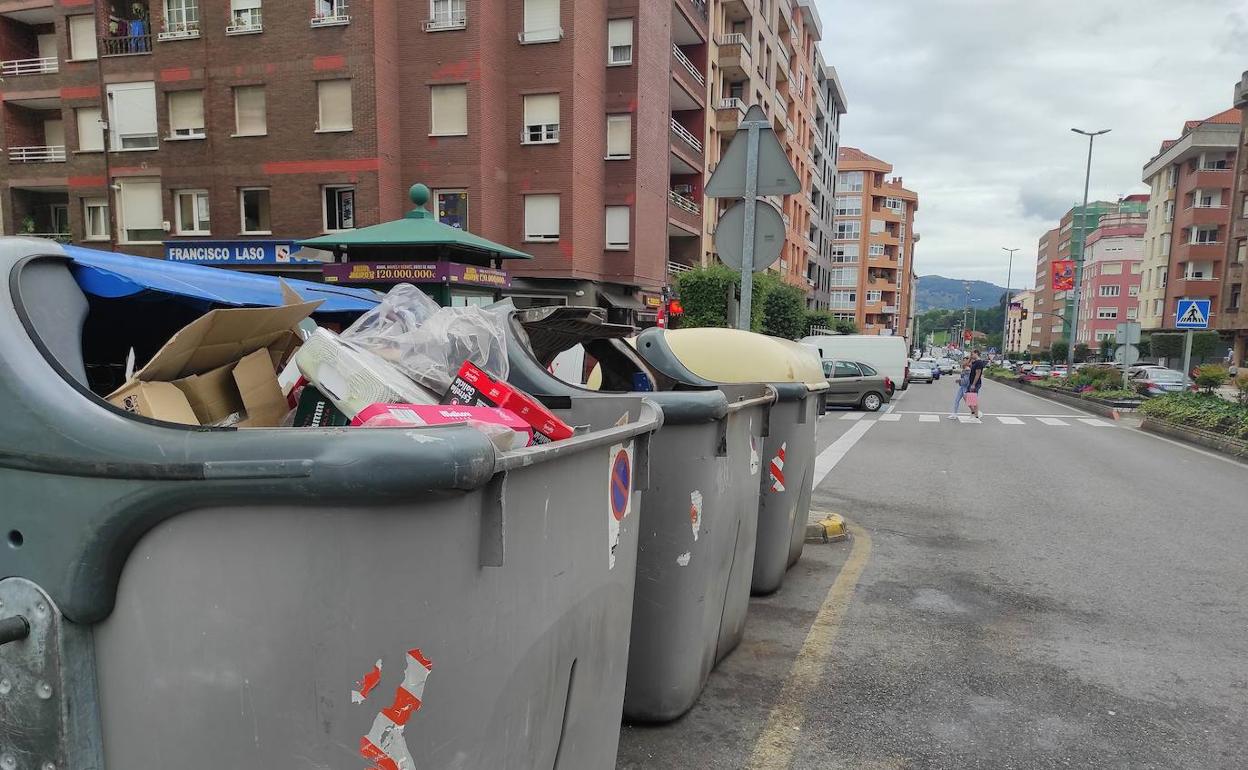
[[1007, 289, 1036, 353], [1138, 159, 1175, 331]]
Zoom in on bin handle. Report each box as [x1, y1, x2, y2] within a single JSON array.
[[723, 391, 776, 415], [479, 472, 507, 568]]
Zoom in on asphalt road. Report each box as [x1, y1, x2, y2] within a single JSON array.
[[617, 376, 1248, 769]]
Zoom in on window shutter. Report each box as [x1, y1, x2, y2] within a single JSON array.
[[76, 107, 103, 151], [235, 86, 266, 135], [431, 84, 467, 135], [68, 16, 97, 60], [317, 80, 353, 131], [107, 83, 158, 142], [606, 114, 630, 157], [605, 206, 629, 248], [120, 180, 163, 231], [231, 0, 261, 8], [168, 90, 204, 133], [524, 94, 559, 127], [525, 194, 559, 239], [607, 18, 632, 61], [523, 0, 559, 37]]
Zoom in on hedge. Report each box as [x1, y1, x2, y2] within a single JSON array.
[[1138, 393, 1248, 440], [674, 265, 812, 340]]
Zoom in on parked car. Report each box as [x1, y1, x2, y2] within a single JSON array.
[[919, 356, 942, 379], [936, 357, 957, 374], [821, 360, 894, 412], [1021, 365, 1053, 381], [908, 361, 936, 383], [803, 334, 909, 395], [1051, 365, 1069, 379], [1130, 368, 1194, 397]]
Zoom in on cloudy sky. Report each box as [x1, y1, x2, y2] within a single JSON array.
[[814, 0, 1248, 288]]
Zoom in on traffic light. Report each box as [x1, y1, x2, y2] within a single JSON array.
[[1020, 309, 1029, 320]]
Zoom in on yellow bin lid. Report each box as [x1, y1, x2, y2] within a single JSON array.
[[658, 328, 826, 386]]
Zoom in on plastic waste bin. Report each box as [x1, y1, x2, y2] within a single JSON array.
[[634, 327, 829, 595], [507, 307, 775, 723], [0, 239, 662, 770]]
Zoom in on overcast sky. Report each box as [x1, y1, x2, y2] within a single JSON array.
[[814, 0, 1248, 288]]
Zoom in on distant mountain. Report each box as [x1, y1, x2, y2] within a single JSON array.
[[917, 276, 1009, 313]]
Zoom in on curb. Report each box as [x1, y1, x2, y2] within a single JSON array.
[[988, 376, 1143, 425], [806, 513, 849, 543]]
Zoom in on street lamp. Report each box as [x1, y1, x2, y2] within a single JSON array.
[[1067, 128, 1111, 369], [1001, 247, 1019, 358]]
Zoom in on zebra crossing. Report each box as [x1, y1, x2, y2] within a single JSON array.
[[827, 411, 1115, 428]]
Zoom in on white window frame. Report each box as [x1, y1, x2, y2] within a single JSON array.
[[605, 205, 629, 250], [1191, 226, 1219, 245], [1128, 285, 1139, 297], [82, 197, 110, 241], [430, 83, 468, 136], [522, 93, 560, 145], [239, 187, 272, 235], [233, 85, 267, 137], [866, 290, 882, 303], [1096, 307, 1118, 320], [868, 244, 885, 257], [523, 194, 560, 242], [432, 189, 468, 228], [1098, 285, 1120, 297], [322, 185, 356, 232], [830, 244, 859, 262], [162, 0, 200, 37], [833, 221, 860, 241], [316, 79, 353, 133], [166, 90, 206, 140], [836, 171, 863, 193], [520, 0, 562, 44], [833, 195, 861, 216], [229, 0, 263, 33], [1126, 307, 1138, 320], [427, 0, 466, 31], [606, 113, 631, 159], [106, 82, 159, 151], [607, 18, 632, 65], [174, 189, 210, 235], [68, 15, 98, 61]]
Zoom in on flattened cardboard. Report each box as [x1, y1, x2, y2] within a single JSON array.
[[233, 348, 289, 427]]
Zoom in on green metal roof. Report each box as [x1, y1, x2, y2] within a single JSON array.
[[297, 184, 532, 260]]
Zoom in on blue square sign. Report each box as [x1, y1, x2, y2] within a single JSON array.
[[1175, 299, 1211, 329]]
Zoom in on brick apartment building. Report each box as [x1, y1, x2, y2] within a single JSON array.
[[1218, 71, 1247, 366], [1031, 227, 1059, 351], [829, 146, 918, 337], [1138, 108, 1240, 335], [1074, 212, 1145, 347]]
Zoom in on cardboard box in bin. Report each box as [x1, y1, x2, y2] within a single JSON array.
[[108, 301, 321, 427]]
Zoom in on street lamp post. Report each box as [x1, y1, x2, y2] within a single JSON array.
[[1067, 128, 1111, 369], [1001, 247, 1019, 357]]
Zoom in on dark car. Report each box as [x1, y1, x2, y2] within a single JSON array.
[[822, 360, 894, 412]]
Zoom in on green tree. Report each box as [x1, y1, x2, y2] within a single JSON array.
[[1098, 338, 1115, 361], [674, 265, 811, 339], [1073, 343, 1091, 363], [759, 279, 807, 340], [1050, 340, 1069, 363], [674, 264, 737, 329]]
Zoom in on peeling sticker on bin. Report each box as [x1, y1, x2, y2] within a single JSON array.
[[749, 436, 761, 476], [689, 490, 703, 541], [676, 551, 691, 567], [356, 648, 433, 770], [607, 442, 634, 569], [769, 442, 787, 493], [352, 660, 383, 704]]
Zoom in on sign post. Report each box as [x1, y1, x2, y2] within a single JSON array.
[[1174, 299, 1211, 377], [705, 105, 800, 331], [1115, 321, 1141, 389]]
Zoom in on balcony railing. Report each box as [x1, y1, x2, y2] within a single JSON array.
[[670, 118, 703, 154], [717, 97, 746, 113], [310, 9, 350, 27], [157, 21, 199, 40], [100, 34, 153, 56], [672, 44, 704, 86], [716, 33, 749, 52], [669, 190, 701, 215], [1, 57, 58, 76], [668, 260, 694, 275], [226, 14, 263, 34], [8, 145, 67, 163], [426, 11, 466, 31], [882, 305, 898, 314]]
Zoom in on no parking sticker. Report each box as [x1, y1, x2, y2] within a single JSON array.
[[607, 442, 634, 569]]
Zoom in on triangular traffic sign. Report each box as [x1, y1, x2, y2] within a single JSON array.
[[705, 105, 801, 198], [1177, 301, 1207, 327]]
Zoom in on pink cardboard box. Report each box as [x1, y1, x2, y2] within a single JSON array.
[[351, 403, 534, 446]]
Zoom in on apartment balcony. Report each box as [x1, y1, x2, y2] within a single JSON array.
[[8, 144, 65, 163], [1, 56, 57, 76], [670, 116, 704, 171], [668, 189, 702, 236], [716, 33, 751, 81], [100, 33, 152, 56], [1190, 168, 1232, 190], [1166, 277, 1222, 303], [1176, 241, 1227, 261], [157, 19, 199, 41], [720, 0, 755, 21], [1184, 204, 1231, 227], [670, 44, 706, 108], [714, 98, 747, 134], [6, 187, 70, 243]]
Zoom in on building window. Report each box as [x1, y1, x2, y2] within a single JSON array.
[[884, 197, 904, 214], [239, 188, 271, 234], [76, 107, 104, 152], [1127, 307, 1139, 320], [1238, 241, 1247, 264], [167, 90, 205, 139], [524, 194, 559, 241], [83, 197, 109, 240], [1191, 226, 1218, 245], [1096, 307, 1118, 320], [522, 94, 559, 144], [867, 290, 882, 303], [836, 171, 863, 192], [316, 79, 353, 132], [833, 221, 860, 241], [313, 0, 349, 24], [229, 0, 263, 33], [607, 18, 632, 64], [117, 179, 163, 243], [1128, 285, 1139, 297], [233, 86, 267, 136], [869, 219, 885, 234], [1100, 262, 1122, 275], [430, 84, 468, 136], [1164, 200, 1174, 222], [868, 244, 885, 257], [1153, 298, 1164, 316], [1098, 285, 1120, 297], [106, 82, 158, 150], [162, 0, 200, 37], [829, 291, 856, 310], [606, 114, 631, 159], [428, 0, 465, 29], [68, 15, 98, 60], [323, 186, 355, 231], [830, 244, 859, 262], [173, 189, 210, 234], [521, 0, 561, 43], [833, 195, 861, 216], [434, 189, 467, 229], [1229, 283, 1242, 310], [604, 205, 629, 250]]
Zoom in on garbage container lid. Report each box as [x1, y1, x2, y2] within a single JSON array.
[[647, 328, 826, 387]]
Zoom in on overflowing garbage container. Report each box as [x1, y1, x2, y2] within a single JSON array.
[[0, 239, 662, 770], [506, 308, 774, 722], [634, 327, 828, 595]]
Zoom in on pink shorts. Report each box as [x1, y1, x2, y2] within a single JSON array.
[[965, 392, 979, 409]]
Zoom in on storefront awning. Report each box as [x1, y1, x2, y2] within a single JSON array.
[[598, 290, 645, 311]]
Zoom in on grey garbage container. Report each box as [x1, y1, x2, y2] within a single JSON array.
[[507, 308, 774, 723], [0, 240, 662, 770], [635, 327, 829, 595]]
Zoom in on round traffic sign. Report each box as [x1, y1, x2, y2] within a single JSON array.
[[1114, 344, 1140, 366], [714, 199, 786, 271]]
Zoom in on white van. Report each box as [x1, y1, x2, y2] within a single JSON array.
[[800, 334, 910, 393]]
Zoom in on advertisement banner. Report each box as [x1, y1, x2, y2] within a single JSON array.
[[322, 261, 510, 289], [1051, 259, 1076, 291]]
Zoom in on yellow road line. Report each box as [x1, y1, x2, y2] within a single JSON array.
[[747, 522, 874, 769]]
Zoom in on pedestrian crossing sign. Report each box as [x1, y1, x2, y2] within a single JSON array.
[[1175, 299, 1211, 329]]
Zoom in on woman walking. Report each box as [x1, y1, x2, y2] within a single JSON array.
[[948, 360, 971, 419]]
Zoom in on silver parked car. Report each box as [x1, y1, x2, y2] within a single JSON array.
[[822, 360, 894, 412]]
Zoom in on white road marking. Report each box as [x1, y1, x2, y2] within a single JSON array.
[[957, 415, 980, 423], [840, 412, 865, 421], [893, 411, 1086, 418], [919, 414, 940, 423], [812, 420, 876, 489], [1037, 417, 1069, 426], [878, 413, 902, 422], [1078, 418, 1112, 427], [995, 416, 1025, 425]]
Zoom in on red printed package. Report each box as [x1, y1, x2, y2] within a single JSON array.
[[443, 361, 574, 444], [351, 403, 534, 447]]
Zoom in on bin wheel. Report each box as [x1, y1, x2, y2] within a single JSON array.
[[861, 392, 883, 412]]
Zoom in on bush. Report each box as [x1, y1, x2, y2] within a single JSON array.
[[1081, 388, 1139, 401], [1139, 393, 1248, 439], [674, 265, 810, 340], [1068, 365, 1125, 393], [1194, 364, 1230, 394], [1050, 341, 1069, 363], [675, 264, 738, 329], [1236, 375, 1248, 407], [758, 277, 807, 340]]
